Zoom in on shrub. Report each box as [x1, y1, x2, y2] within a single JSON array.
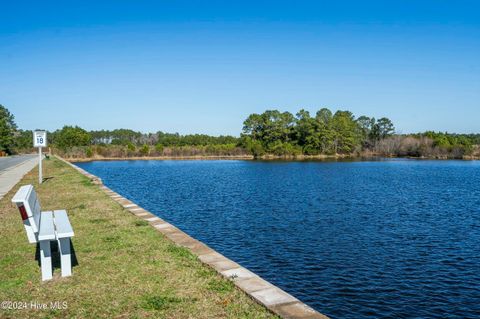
[[126, 142, 136, 156], [140, 144, 150, 156], [155, 143, 164, 155], [243, 137, 265, 158], [86, 147, 94, 158], [269, 141, 301, 156]]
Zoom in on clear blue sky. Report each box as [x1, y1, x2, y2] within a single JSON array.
[[1, 1, 479, 135]]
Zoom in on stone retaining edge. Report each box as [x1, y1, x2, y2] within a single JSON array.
[[57, 156, 329, 319]]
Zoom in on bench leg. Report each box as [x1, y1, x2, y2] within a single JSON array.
[[39, 240, 52, 281], [58, 238, 72, 277]]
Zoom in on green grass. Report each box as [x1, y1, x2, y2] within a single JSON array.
[[0, 157, 277, 319], [141, 293, 186, 311], [207, 279, 235, 294], [134, 219, 149, 227]]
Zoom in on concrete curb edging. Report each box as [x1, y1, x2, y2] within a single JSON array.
[[58, 156, 329, 319]]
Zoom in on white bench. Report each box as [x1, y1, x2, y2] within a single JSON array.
[[12, 185, 74, 281]]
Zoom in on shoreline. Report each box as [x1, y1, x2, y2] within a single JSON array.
[[59, 154, 480, 162], [0, 156, 285, 318], [61, 156, 329, 318], [66, 155, 255, 162]]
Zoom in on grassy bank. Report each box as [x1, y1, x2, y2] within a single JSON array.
[[0, 157, 276, 318]]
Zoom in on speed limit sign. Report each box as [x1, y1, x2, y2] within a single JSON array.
[[33, 130, 47, 184], [33, 130, 47, 147]]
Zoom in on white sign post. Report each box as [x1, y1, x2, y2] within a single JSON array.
[[33, 130, 47, 184]]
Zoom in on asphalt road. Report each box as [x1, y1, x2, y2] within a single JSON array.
[[0, 154, 37, 172]]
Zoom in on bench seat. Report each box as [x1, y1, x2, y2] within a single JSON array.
[[12, 185, 75, 281], [38, 211, 55, 241], [54, 210, 74, 239]]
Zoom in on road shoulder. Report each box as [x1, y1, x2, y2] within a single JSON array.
[[0, 157, 38, 200]]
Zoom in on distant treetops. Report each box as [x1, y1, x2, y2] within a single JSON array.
[[0, 104, 17, 154], [1, 103, 478, 159], [241, 108, 394, 156]]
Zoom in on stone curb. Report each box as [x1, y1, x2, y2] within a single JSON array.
[[57, 156, 329, 319]]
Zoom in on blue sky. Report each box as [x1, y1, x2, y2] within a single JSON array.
[[1, 1, 479, 135]]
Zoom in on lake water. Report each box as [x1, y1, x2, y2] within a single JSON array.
[[75, 159, 480, 318]]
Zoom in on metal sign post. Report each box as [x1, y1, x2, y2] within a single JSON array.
[[33, 130, 47, 184]]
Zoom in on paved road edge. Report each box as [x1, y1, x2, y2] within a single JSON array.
[[0, 156, 38, 200]]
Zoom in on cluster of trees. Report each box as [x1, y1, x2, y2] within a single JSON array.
[[0, 105, 18, 154], [49, 127, 244, 158], [9, 123, 242, 158], [375, 132, 479, 159], [50, 126, 92, 149], [0, 105, 95, 154], [89, 129, 239, 147], [422, 131, 475, 152], [241, 108, 395, 156], [1, 103, 479, 159]]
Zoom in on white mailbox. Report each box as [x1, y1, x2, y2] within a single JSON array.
[[33, 130, 47, 147]]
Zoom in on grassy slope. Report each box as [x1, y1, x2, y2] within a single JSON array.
[[0, 157, 276, 319]]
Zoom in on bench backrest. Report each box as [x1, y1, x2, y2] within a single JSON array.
[[11, 185, 41, 243]]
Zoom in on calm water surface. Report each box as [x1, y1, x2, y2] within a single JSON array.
[[76, 159, 480, 318]]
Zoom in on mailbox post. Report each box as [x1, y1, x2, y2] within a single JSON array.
[[33, 130, 47, 184]]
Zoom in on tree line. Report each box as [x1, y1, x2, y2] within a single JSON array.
[[89, 130, 238, 147], [241, 108, 395, 156], [1, 104, 479, 159], [375, 131, 478, 158]]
